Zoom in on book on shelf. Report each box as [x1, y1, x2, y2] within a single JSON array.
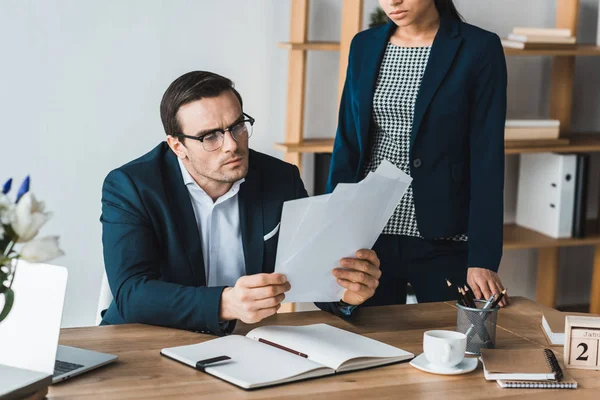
[[512, 27, 573, 37], [507, 33, 576, 44], [501, 39, 576, 50], [541, 309, 599, 346], [504, 120, 560, 141], [505, 138, 569, 148], [160, 324, 413, 390], [505, 120, 560, 128]]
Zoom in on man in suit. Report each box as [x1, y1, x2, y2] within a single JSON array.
[[100, 71, 382, 335]]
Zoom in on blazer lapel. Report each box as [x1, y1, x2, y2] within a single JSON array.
[[162, 148, 206, 286], [238, 152, 264, 276], [357, 21, 397, 155], [410, 17, 463, 150]]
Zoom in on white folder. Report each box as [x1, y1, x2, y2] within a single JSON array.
[[516, 153, 576, 238]]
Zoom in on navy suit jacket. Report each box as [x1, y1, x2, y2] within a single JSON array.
[[100, 143, 339, 335], [328, 17, 507, 271]]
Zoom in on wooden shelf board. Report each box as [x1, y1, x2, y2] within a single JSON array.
[[277, 41, 340, 51], [505, 133, 600, 154], [274, 138, 335, 153], [503, 44, 600, 56], [274, 134, 600, 154], [278, 42, 600, 55], [504, 221, 600, 250]]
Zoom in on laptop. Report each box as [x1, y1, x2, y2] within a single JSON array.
[[0, 261, 118, 389]]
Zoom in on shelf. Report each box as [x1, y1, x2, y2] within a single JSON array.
[[505, 133, 600, 154], [277, 41, 340, 51], [504, 221, 600, 250], [274, 134, 600, 154], [279, 42, 600, 56], [503, 44, 600, 56], [274, 138, 335, 153]]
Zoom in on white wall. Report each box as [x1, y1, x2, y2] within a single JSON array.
[[1, 0, 598, 327]]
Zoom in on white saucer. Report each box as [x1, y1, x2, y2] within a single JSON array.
[[409, 353, 478, 375]]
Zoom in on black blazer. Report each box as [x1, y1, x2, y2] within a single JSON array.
[[100, 143, 339, 335], [328, 17, 507, 271]]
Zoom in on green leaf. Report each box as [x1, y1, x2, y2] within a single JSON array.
[[0, 287, 14, 323]]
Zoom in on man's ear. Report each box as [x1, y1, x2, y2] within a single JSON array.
[[166, 135, 187, 160]]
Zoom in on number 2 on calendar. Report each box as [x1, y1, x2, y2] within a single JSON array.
[[569, 329, 599, 367]]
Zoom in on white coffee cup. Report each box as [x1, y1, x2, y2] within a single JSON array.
[[423, 330, 467, 368]]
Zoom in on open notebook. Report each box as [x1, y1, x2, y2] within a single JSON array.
[[161, 323, 413, 390]]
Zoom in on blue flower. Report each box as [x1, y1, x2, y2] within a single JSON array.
[[2, 178, 12, 194], [16, 176, 30, 203]]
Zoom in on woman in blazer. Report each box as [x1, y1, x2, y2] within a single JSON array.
[[328, 0, 509, 306]]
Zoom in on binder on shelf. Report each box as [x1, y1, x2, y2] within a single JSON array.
[[572, 154, 590, 238], [516, 153, 577, 238]]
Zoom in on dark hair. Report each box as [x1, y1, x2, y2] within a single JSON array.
[[160, 71, 243, 138], [434, 0, 463, 21]]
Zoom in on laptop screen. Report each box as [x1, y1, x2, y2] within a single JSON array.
[[0, 261, 67, 375]]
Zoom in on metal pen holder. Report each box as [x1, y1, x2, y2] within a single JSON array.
[[456, 300, 499, 355]]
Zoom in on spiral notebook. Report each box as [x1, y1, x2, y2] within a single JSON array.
[[497, 375, 577, 389], [480, 348, 567, 381]]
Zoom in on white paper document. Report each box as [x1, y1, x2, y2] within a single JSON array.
[[275, 161, 412, 302]]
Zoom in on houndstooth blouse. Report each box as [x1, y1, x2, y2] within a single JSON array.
[[363, 43, 468, 241]]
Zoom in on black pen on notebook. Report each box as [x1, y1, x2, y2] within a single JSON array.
[[258, 338, 308, 358]]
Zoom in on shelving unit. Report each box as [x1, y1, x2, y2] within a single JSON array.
[[276, 0, 600, 313]]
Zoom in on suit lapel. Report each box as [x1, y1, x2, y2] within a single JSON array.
[[238, 151, 264, 276], [410, 17, 463, 150], [357, 21, 396, 154], [162, 147, 206, 286]]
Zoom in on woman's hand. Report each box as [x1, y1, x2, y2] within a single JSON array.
[[467, 267, 509, 307]]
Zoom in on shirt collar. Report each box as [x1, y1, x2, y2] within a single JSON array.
[[177, 157, 245, 200]]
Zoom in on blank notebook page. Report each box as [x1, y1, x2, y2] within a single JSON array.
[[247, 324, 412, 371]]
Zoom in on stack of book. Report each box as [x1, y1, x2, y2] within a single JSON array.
[[504, 119, 561, 143], [481, 348, 577, 390], [541, 309, 599, 346], [502, 27, 576, 50]]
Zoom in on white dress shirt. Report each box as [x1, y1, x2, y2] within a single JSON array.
[[178, 158, 246, 287]]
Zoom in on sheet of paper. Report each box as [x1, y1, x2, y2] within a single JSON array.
[[275, 161, 411, 302]]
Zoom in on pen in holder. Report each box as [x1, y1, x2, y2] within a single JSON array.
[[456, 300, 499, 355]]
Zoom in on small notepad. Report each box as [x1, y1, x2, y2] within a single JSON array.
[[480, 348, 564, 381], [497, 375, 578, 389]]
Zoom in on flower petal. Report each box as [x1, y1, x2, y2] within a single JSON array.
[[19, 236, 64, 263]]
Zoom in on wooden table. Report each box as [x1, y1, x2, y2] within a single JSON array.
[[50, 297, 600, 399]]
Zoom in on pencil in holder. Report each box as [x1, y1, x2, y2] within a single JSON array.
[[456, 300, 499, 355]]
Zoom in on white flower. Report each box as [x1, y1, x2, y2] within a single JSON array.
[[19, 236, 64, 263], [0, 195, 12, 225], [0, 225, 4, 241], [11, 192, 52, 242]]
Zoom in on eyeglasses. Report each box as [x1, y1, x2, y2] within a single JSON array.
[[175, 113, 255, 152]]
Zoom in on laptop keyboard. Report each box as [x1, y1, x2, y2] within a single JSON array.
[[53, 359, 84, 377]]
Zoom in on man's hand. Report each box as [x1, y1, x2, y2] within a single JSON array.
[[333, 249, 381, 306], [219, 273, 291, 324], [467, 267, 509, 307]]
